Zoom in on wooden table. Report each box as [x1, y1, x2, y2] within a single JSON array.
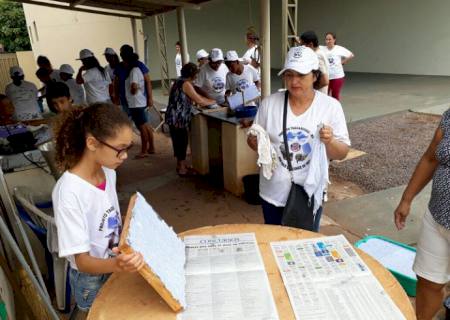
[[88, 224, 415, 320]]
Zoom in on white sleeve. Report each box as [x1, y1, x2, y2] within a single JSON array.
[[82, 69, 94, 83], [251, 66, 260, 82], [225, 73, 231, 91], [329, 100, 351, 146], [130, 68, 140, 85], [54, 193, 90, 258], [254, 96, 269, 129], [105, 69, 111, 84], [338, 46, 353, 58], [194, 69, 205, 87]]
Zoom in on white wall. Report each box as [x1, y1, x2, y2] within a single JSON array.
[[298, 0, 450, 76], [22, 4, 144, 73]]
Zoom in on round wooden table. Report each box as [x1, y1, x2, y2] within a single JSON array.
[[88, 224, 415, 320]]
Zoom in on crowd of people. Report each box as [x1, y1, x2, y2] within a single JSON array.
[[1, 29, 447, 320]]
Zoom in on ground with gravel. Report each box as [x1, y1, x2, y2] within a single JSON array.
[[330, 111, 442, 192]]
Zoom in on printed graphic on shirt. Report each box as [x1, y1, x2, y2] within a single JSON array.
[[236, 78, 250, 92], [98, 206, 121, 252], [211, 76, 225, 93], [328, 55, 336, 66], [278, 126, 314, 171]]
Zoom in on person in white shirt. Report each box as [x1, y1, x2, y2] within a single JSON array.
[[175, 41, 190, 78], [194, 48, 229, 104], [76, 49, 112, 105], [247, 46, 350, 231], [224, 50, 260, 106], [59, 64, 86, 106], [320, 32, 354, 101], [37, 55, 61, 81], [196, 49, 209, 68], [52, 103, 144, 318], [103, 47, 119, 82], [242, 31, 261, 72], [122, 51, 155, 158], [5, 66, 41, 121], [298, 31, 329, 94]]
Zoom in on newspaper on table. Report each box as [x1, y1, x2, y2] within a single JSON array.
[[178, 233, 279, 320], [271, 235, 406, 320]]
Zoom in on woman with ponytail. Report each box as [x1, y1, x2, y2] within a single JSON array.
[[52, 103, 144, 318]]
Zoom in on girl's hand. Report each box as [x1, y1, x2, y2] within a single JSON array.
[[112, 247, 145, 272], [319, 125, 334, 145], [394, 200, 411, 230]]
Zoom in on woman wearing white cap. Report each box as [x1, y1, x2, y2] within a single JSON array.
[[60, 64, 86, 106], [247, 46, 350, 231], [76, 49, 111, 105], [194, 48, 229, 104], [196, 49, 209, 67]]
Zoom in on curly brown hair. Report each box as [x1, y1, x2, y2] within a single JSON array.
[[53, 103, 132, 171]]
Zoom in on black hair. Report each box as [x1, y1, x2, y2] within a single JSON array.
[[81, 56, 107, 79], [176, 41, 181, 46], [37, 55, 51, 67], [35, 67, 50, 78], [54, 103, 132, 170], [181, 62, 198, 79], [326, 32, 337, 40], [0, 94, 7, 102], [312, 69, 323, 89], [300, 31, 319, 48], [120, 44, 134, 57], [46, 82, 70, 99]]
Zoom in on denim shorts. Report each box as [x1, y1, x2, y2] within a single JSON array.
[[129, 107, 148, 127], [69, 268, 110, 311]]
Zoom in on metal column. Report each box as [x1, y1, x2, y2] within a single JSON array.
[[260, 0, 271, 98], [176, 7, 189, 65], [281, 0, 298, 63], [154, 14, 170, 95]]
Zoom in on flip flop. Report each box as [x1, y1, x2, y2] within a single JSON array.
[[134, 153, 149, 159]]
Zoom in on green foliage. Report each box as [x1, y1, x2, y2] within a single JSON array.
[[0, 1, 31, 52]]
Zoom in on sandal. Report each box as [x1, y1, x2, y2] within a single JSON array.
[[134, 153, 149, 159]]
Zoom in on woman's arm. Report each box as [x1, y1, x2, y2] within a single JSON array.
[[76, 66, 85, 85], [320, 125, 349, 160], [130, 82, 138, 95], [143, 74, 154, 107], [394, 127, 443, 229], [74, 248, 145, 274], [341, 54, 354, 65], [183, 81, 215, 106]]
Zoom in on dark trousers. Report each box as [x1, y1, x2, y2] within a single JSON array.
[[169, 126, 189, 161], [261, 199, 323, 232]]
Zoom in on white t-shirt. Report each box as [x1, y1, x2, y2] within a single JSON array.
[[320, 45, 353, 80], [53, 167, 121, 270], [50, 69, 61, 82], [316, 48, 330, 94], [126, 67, 147, 108], [254, 91, 350, 206], [226, 64, 260, 93], [5, 81, 41, 121], [82, 68, 111, 104], [105, 65, 115, 82], [195, 63, 229, 104], [64, 78, 86, 106], [175, 53, 182, 77]]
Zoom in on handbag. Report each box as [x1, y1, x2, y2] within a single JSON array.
[[280, 91, 315, 230]]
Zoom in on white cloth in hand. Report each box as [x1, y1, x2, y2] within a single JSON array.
[[247, 123, 278, 180]]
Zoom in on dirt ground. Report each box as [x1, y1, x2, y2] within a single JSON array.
[[331, 111, 442, 192]]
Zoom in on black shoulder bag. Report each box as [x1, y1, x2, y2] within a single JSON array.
[[281, 91, 315, 230]]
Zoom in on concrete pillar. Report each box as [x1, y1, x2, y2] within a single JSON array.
[[176, 7, 189, 64], [260, 0, 271, 98]]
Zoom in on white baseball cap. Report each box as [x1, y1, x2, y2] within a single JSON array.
[[196, 49, 209, 60], [209, 48, 224, 62], [278, 46, 319, 76], [77, 49, 94, 60], [225, 50, 240, 62], [60, 64, 75, 75], [104, 47, 116, 55], [10, 66, 24, 77]]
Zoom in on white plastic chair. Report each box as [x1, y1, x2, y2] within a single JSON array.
[[14, 187, 70, 312]]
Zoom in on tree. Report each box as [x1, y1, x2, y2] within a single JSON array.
[[0, 1, 31, 52]]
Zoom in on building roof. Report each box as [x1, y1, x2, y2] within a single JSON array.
[[16, 0, 210, 18]]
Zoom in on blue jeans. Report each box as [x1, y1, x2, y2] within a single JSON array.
[[261, 199, 323, 232], [69, 268, 110, 312]]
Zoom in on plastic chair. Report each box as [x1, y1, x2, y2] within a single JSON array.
[[13, 187, 71, 313]]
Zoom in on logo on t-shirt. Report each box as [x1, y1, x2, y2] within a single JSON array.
[[98, 206, 121, 251], [211, 76, 225, 92], [279, 127, 313, 170], [236, 79, 250, 92], [328, 56, 335, 66]]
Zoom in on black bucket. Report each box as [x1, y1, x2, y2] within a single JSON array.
[[242, 174, 261, 205]]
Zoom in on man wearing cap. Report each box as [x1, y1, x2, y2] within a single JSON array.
[[225, 50, 260, 106], [194, 48, 229, 104], [113, 44, 153, 114], [5, 66, 41, 121], [196, 49, 209, 67], [247, 46, 350, 231], [104, 47, 120, 82], [60, 64, 86, 106]]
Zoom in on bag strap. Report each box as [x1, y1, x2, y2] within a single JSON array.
[[282, 90, 293, 173]]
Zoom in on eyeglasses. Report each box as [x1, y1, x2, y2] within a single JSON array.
[[97, 139, 133, 158]]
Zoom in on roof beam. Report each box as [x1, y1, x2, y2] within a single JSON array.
[[137, 0, 201, 10], [17, 0, 145, 19], [70, 0, 88, 7]]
